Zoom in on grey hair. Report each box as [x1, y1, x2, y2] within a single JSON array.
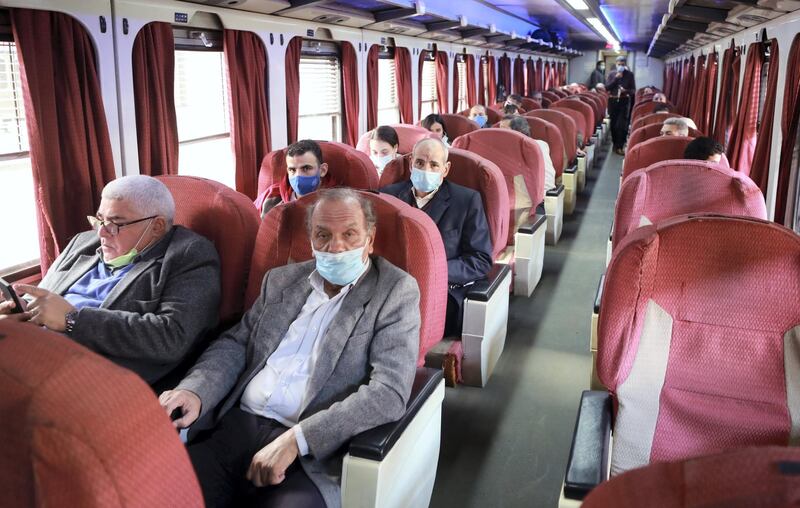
[[101, 175, 175, 225], [663, 117, 690, 134], [412, 137, 449, 162], [306, 187, 377, 234]]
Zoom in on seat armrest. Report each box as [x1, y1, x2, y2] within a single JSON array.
[[546, 184, 565, 197], [466, 263, 511, 302], [593, 273, 605, 314], [563, 390, 613, 500], [348, 367, 443, 461], [565, 165, 577, 174], [517, 213, 547, 235]]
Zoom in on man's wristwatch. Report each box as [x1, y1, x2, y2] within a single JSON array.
[[65, 310, 78, 335]]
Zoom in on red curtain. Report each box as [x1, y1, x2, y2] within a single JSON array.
[[285, 36, 303, 143], [544, 61, 552, 89], [526, 58, 535, 96], [341, 42, 359, 145], [750, 39, 780, 193], [678, 57, 695, 116], [776, 33, 800, 223], [132, 22, 178, 177], [478, 57, 486, 105], [688, 54, 706, 125], [513, 56, 525, 95], [435, 51, 449, 114], [535, 58, 544, 92], [728, 42, 765, 175], [700, 52, 718, 134], [487, 55, 497, 103], [224, 29, 271, 199], [395, 47, 413, 124], [465, 54, 477, 107], [11, 8, 116, 272], [664, 63, 674, 101], [498, 55, 511, 98], [713, 44, 742, 147], [366, 45, 380, 130], [560, 62, 567, 86]]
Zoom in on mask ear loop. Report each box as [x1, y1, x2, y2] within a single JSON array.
[[131, 217, 156, 254]]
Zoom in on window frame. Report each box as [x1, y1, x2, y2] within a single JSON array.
[[297, 40, 344, 142], [456, 54, 468, 113], [377, 48, 400, 126], [481, 56, 489, 105], [420, 53, 438, 117]]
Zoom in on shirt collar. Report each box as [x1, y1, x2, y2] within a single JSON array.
[[309, 257, 371, 297], [414, 186, 440, 207]]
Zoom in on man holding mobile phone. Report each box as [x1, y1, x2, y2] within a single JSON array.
[[606, 55, 636, 155]]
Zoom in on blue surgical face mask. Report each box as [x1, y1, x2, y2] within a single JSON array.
[[289, 174, 321, 196], [313, 245, 368, 286], [411, 167, 443, 194], [473, 114, 488, 128], [370, 154, 394, 174]]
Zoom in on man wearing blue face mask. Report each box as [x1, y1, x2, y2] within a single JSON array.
[[380, 138, 493, 335], [468, 105, 490, 128]]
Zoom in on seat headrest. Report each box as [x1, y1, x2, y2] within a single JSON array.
[[523, 116, 565, 176], [621, 136, 694, 180], [439, 114, 480, 140], [356, 124, 433, 155]]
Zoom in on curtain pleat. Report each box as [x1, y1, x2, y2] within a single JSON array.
[[435, 50, 449, 114], [526, 58, 535, 96], [750, 39, 780, 193], [284, 36, 302, 143], [395, 47, 413, 124], [513, 56, 525, 95], [728, 42, 764, 174], [341, 42, 360, 145], [465, 54, 477, 107], [713, 44, 741, 147], [776, 34, 800, 223], [365, 45, 380, 130]]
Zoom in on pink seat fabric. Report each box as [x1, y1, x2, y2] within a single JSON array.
[[599, 214, 800, 475], [578, 94, 603, 125], [552, 106, 588, 148], [439, 113, 479, 140], [627, 124, 703, 151], [452, 129, 544, 246], [458, 108, 502, 125], [621, 136, 694, 181], [553, 98, 594, 140], [158, 175, 260, 322], [379, 147, 510, 260], [632, 112, 682, 132], [247, 191, 448, 365], [612, 160, 767, 248], [529, 109, 578, 163], [583, 446, 800, 508], [356, 124, 433, 155], [523, 116, 565, 176], [541, 91, 560, 105], [631, 101, 671, 124], [521, 98, 542, 111], [259, 141, 379, 197]]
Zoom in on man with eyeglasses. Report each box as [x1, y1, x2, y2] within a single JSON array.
[[0, 175, 221, 390]]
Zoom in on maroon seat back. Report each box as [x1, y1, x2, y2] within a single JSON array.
[[158, 176, 260, 322], [380, 148, 510, 260], [621, 136, 694, 180], [523, 116, 565, 176], [627, 124, 703, 151], [521, 98, 542, 111], [578, 94, 603, 125], [553, 98, 594, 139], [552, 106, 588, 148], [249, 191, 448, 365], [527, 109, 578, 165], [440, 113, 479, 140], [632, 112, 682, 132], [356, 124, 433, 155], [459, 108, 502, 125], [541, 91, 560, 105], [632, 101, 671, 124]]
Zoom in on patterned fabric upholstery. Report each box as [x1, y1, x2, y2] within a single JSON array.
[[627, 124, 702, 151], [439, 114, 479, 140], [553, 99, 594, 140], [621, 136, 694, 181], [0, 320, 202, 507], [528, 109, 578, 163], [578, 94, 603, 125], [552, 106, 589, 148], [583, 446, 800, 508], [379, 147, 510, 259], [613, 160, 766, 248], [259, 141, 379, 197], [158, 175, 260, 322], [632, 112, 683, 132], [452, 128, 545, 246], [599, 215, 800, 475], [246, 191, 448, 365], [356, 124, 433, 156], [523, 116, 566, 176]]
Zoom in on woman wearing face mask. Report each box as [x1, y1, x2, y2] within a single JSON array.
[[368, 126, 399, 176], [421, 113, 450, 146]]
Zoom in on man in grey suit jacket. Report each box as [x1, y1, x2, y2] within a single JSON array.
[[159, 188, 420, 508], [0, 175, 221, 388]]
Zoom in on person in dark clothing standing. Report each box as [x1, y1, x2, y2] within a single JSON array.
[[588, 61, 606, 88], [606, 55, 636, 155]]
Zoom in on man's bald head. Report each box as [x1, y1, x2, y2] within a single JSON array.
[[413, 137, 449, 163]]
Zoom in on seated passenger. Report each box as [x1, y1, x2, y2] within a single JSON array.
[[660, 117, 690, 137], [0, 175, 221, 387], [368, 125, 400, 176], [503, 103, 520, 116], [653, 92, 668, 103], [505, 94, 524, 110], [683, 136, 724, 163], [532, 91, 543, 103], [653, 103, 670, 114], [498, 115, 557, 198], [642, 87, 654, 95], [594, 83, 606, 93], [683, 117, 698, 130], [468, 104, 489, 128], [160, 188, 420, 508], [380, 138, 492, 336], [254, 140, 336, 217], [421, 113, 450, 145]]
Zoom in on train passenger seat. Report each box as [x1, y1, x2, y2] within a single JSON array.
[[523, 115, 566, 243], [632, 111, 682, 132], [0, 320, 203, 508], [521, 98, 542, 111], [356, 124, 433, 155], [248, 191, 448, 507], [631, 100, 671, 123], [381, 148, 513, 387], [438, 113, 480, 139], [627, 123, 703, 151], [452, 128, 547, 297], [561, 214, 800, 505], [458, 107, 502, 126], [621, 136, 694, 181], [552, 106, 592, 189], [553, 99, 596, 163], [527, 109, 582, 213], [541, 91, 560, 105]]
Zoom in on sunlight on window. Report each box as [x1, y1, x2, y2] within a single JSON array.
[[457, 60, 468, 112], [298, 55, 342, 141], [420, 59, 438, 118], [377, 58, 400, 125]]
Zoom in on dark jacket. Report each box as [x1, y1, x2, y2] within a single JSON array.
[[589, 68, 605, 88], [39, 226, 221, 386], [606, 68, 636, 97]]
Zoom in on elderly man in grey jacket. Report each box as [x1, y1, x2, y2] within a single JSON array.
[[159, 188, 421, 508], [0, 175, 221, 388]]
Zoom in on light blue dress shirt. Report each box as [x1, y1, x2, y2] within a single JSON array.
[[63, 262, 134, 309]]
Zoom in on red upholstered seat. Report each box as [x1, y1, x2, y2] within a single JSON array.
[[0, 320, 202, 507], [627, 124, 703, 151], [552, 106, 588, 148], [599, 214, 800, 476], [632, 112, 682, 132], [439, 113, 479, 140], [529, 109, 578, 163], [612, 160, 767, 248], [553, 98, 594, 140], [379, 147, 510, 260], [158, 175, 260, 322], [583, 446, 800, 508], [452, 128, 544, 246], [260, 141, 379, 197], [631, 101, 671, 123], [356, 124, 433, 156], [523, 116, 565, 176], [552, 89, 568, 99], [621, 136, 694, 180], [578, 94, 603, 125], [521, 98, 542, 111], [541, 91, 560, 105], [247, 191, 448, 365], [458, 108, 502, 125]]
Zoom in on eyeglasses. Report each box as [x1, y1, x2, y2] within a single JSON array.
[[87, 215, 156, 236]]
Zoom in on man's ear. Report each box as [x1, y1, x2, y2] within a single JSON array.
[[319, 163, 329, 178], [152, 217, 168, 237], [442, 161, 451, 179]]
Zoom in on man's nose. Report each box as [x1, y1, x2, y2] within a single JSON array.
[[328, 235, 347, 253]]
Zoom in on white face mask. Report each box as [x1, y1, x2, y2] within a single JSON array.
[[370, 153, 394, 174]]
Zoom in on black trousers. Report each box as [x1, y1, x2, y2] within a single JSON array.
[[187, 408, 325, 508], [609, 96, 631, 149]]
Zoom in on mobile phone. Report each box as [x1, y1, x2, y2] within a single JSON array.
[[0, 277, 24, 314]]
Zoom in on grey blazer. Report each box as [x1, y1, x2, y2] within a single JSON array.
[[177, 256, 421, 508], [40, 226, 221, 386]]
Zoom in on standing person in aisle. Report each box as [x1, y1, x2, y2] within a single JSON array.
[[606, 55, 636, 155]]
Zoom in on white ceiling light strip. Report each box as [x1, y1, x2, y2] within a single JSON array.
[[586, 17, 620, 48]]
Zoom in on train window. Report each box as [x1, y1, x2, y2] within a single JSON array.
[[456, 56, 468, 112], [377, 53, 400, 125], [0, 41, 38, 274], [757, 53, 770, 128], [173, 49, 235, 188], [420, 57, 438, 117], [298, 41, 342, 142]]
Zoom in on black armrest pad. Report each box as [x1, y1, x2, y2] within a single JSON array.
[[518, 213, 547, 235], [546, 184, 565, 197], [565, 165, 577, 174], [593, 273, 605, 314], [564, 390, 613, 500], [609, 221, 614, 241], [577, 154, 586, 160], [348, 367, 442, 461], [466, 263, 511, 302]]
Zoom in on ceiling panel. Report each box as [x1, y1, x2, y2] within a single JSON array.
[[599, 0, 671, 44], [488, 0, 605, 42]]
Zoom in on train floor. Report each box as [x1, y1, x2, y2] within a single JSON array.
[[430, 146, 621, 508]]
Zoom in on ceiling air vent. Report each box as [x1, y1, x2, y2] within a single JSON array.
[[277, 4, 374, 27], [727, 6, 783, 27], [706, 22, 740, 37], [312, 14, 349, 23]]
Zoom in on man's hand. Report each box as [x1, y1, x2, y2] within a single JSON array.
[[158, 389, 202, 429], [246, 428, 300, 487], [14, 284, 74, 331], [0, 289, 30, 322]]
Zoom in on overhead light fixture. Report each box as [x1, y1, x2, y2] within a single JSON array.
[[586, 17, 620, 48], [566, 0, 590, 10]]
